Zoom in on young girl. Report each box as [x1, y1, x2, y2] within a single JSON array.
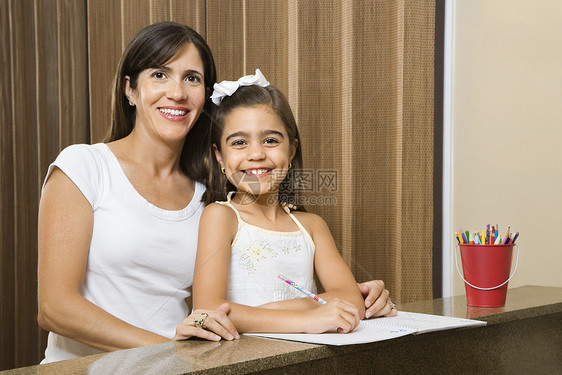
[[193, 70, 369, 334]]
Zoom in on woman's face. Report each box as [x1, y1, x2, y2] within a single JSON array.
[[125, 42, 206, 145], [214, 104, 297, 197]]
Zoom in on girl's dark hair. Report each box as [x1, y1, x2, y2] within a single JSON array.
[[205, 85, 306, 211], [106, 22, 216, 183]]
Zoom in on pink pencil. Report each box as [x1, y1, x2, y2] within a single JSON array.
[[278, 274, 327, 304]]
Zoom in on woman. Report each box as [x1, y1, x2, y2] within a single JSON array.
[[37, 22, 394, 363]]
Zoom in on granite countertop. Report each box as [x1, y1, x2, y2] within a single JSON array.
[[3, 285, 561, 374]]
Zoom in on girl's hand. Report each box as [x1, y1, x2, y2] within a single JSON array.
[[305, 299, 361, 334], [174, 303, 240, 342], [358, 280, 398, 318]]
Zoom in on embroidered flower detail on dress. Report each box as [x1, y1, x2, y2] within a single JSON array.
[[292, 243, 301, 254], [281, 241, 302, 255], [238, 238, 304, 274], [240, 240, 277, 273]]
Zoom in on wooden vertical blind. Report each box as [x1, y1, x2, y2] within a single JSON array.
[[0, 0, 435, 369], [207, 1, 435, 302], [1, 0, 89, 369]]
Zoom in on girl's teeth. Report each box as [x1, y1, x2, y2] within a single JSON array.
[[160, 108, 187, 116]]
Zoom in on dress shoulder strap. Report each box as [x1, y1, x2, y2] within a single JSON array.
[[286, 211, 307, 233], [284, 208, 315, 246]]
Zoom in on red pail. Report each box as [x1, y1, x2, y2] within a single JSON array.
[[455, 244, 519, 307]]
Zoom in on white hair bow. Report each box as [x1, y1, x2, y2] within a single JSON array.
[[210, 69, 270, 105]]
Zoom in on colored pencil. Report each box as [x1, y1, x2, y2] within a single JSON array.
[[278, 274, 327, 304]]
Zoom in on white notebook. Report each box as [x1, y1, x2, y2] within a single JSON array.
[[244, 311, 486, 346]]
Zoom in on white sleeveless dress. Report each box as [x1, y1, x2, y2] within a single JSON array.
[[217, 194, 317, 307]]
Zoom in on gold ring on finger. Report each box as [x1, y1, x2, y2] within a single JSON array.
[[193, 313, 209, 329]]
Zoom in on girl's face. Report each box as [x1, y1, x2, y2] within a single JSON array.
[[124, 43, 206, 146], [215, 104, 297, 197]]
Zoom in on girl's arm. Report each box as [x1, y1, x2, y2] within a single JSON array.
[[259, 213, 366, 317], [193, 204, 361, 334], [292, 212, 366, 319], [261, 280, 395, 318]]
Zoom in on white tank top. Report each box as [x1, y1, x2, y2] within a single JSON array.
[[217, 193, 317, 307], [41, 143, 204, 363]]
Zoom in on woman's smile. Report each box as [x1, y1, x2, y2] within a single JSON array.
[[158, 106, 190, 121]]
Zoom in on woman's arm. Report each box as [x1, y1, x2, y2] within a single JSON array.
[[193, 204, 361, 334], [174, 303, 239, 341], [38, 168, 171, 351], [358, 280, 397, 318]]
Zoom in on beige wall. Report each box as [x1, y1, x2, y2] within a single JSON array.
[[452, 0, 562, 296]]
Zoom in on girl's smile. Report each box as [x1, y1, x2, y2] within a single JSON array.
[[243, 168, 272, 176]]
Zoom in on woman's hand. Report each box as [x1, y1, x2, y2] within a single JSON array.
[[304, 299, 361, 334], [358, 280, 398, 318], [174, 303, 240, 342]]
